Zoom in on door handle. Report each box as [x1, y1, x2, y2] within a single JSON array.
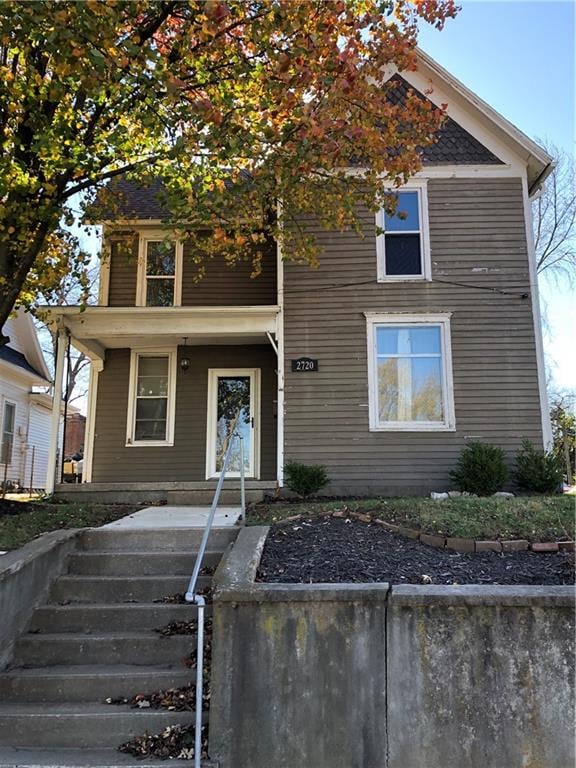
[[251, 417, 254, 428]]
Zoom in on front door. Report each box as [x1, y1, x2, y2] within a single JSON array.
[[206, 369, 260, 479]]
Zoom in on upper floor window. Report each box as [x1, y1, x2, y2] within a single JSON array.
[[366, 313, 455, 431], [136, 235, 183, 307], [376, 182, 431, 281], [1, 401, 16, 465]]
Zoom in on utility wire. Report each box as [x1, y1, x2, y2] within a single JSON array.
[[283, 276, 530, 299]]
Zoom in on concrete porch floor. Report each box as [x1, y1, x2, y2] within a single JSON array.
[[101, 505, 242, 529]]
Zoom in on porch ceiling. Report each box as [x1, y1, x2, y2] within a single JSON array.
[[41, 305, 280, 363]]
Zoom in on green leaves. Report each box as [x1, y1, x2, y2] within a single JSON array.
[[0, 0, 458, 332]]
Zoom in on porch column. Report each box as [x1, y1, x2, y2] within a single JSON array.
[[46, 328, 67, 495], [82, 358, 103, 483]]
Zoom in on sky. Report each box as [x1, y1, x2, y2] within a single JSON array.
[[417, 0, 575, 393]]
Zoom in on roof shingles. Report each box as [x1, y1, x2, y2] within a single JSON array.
[[102, 77, 503, 220]]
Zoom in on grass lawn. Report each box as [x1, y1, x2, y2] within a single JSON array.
[[248, 495, 576, 542], [0, 501, 140, 552]]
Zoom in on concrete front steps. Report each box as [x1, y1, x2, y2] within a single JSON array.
[[0, 526, 238, 760]]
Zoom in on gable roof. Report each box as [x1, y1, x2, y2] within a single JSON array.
[[106, 177, 169, 220], [388, 75, 504, 165], [0, 344, 47, 380], [1, 310, 51, 382], [411, 49, 553, 191], [96, 49, 554, 222]]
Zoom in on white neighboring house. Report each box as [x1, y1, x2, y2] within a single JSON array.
[[0, 310, 60, 490]]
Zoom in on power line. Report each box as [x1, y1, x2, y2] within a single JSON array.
[[284, 276, 530, 299]]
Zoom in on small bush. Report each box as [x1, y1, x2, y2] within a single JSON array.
[[514, 440, 563, 494], [449, 441, 508, 496], [284, 460, 329, 498]]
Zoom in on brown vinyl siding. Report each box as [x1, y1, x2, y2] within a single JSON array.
[[283, 178, 543, 495], [106, 234, 277, 307], [92, 345, 277, 482], [181, 243, 277, 306], [107, 238, 138, 306]]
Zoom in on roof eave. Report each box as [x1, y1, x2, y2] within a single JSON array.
[[415, 48, 554, 187], [0, 357, 51, 386]]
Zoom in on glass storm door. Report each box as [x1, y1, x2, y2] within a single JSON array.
[[207, 369, 259, 478]]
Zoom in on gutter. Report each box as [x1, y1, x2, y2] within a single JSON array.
[[528, 161, 555, 198]]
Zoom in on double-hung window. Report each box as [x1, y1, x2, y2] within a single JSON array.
[[1, 401, 16, 465], [376, 182, 431, 281], [137, 236, 183, 307], [127, 351, 176, 446], [366, 314, 455, 431]]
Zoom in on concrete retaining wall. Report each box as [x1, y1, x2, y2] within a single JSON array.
[[387, 585, 575, 768], [210, 527, 575, 768], [0, 530, 80, 668]]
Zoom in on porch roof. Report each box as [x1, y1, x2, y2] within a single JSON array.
[[41, 305, 280, 366]]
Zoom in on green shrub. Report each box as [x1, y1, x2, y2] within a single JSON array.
[[449, 442, 508, 496], [284, 460, 329, 498], [513, 440, 563, 494]]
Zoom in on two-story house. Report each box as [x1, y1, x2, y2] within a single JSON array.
[[44, 50, 553, 500]]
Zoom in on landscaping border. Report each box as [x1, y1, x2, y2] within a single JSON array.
[[272, 509, 576, 552], [209, 526, 575, 768]]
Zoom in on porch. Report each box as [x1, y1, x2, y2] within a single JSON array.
[[53, 480, 276, 505], [42, 305, 283, 496]]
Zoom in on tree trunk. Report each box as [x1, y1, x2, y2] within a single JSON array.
[[563, 427, 573, 486], [0, 219, 56, 344]]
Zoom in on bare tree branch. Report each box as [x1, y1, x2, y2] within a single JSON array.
[[533, 139, 576, 284]]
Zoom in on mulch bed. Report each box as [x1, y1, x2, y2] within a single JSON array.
[[257, 517, 575, 586]]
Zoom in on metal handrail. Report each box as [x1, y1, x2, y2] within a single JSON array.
[[185, 430, 246, 768]]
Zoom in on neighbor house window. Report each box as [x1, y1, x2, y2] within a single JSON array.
[[136, 235, 183, 307], [366, 314, 455, 431], [127, 351, 176, 446], [376, 183, 431, 281], [1, 401, 16, 465]]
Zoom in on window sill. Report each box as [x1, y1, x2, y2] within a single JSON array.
[[369, 424, 456, 432], [376, 276, 431, 283], [125, 441, 174, 448]]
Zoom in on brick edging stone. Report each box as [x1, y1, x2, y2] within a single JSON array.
[[274, 510, 575, 554]]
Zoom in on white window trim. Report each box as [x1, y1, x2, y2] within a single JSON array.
[[1, 400, 16, 466], [126, 349, 177, 447], [366, 312, 455, 432], [136, 232, 183, 307], [376, 180, 431, 282]]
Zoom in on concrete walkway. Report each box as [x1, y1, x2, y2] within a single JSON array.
[[101, 505, 242, 529]]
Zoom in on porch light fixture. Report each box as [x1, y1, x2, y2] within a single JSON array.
[[180, 338, 190, 372]]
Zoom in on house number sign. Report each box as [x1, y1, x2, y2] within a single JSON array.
[[291, 357, 319, 372]]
